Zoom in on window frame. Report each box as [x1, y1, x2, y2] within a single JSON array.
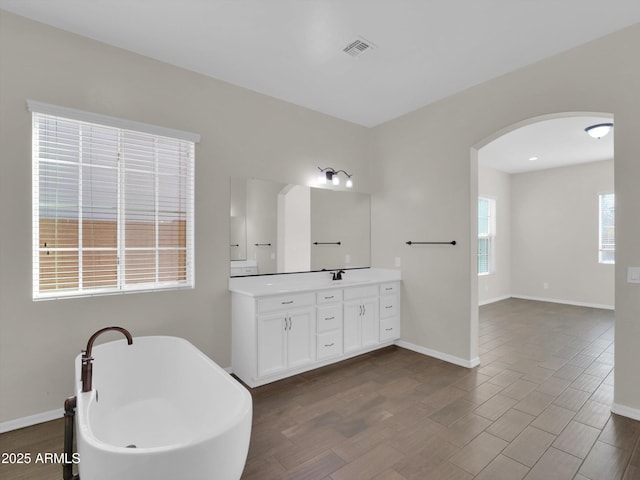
[[30, 101, 199, 300], [478, 196, 496, 276], [598, 192, 615, 265]]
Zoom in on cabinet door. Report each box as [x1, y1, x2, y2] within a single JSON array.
[[343, 300, 362, 353], [287, 307, 316, 369], [257, 312, 287, 377], [361, 297, 379, 347]]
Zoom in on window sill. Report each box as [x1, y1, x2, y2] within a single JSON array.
[[33, 283, 194, 301]]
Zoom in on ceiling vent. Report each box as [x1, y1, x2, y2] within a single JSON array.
[[342, 38, 375, 57]]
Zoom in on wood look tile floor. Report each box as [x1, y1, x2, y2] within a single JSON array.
[[2, 299, 640, 479]]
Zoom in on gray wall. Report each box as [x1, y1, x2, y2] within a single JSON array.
[[478, 161, 614, 309], [478, 166, 511, 305], [2, 10, 640, 424], [370, 24, 640, 413], [0, 11, 373, 423], [511, 160, 615, 308]]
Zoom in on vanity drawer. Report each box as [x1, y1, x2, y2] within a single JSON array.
[[317, 289, 343, 304], [316, 304, 342, 333], [380, 282, 400, 295], [316, 330, 343, 360], [343, 284, 379, 301], [380, 317, 400, 342], [379, 294, 399, 319], [257, 292, 315, 313]]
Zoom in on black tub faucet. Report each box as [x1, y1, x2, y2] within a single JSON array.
[[81, 326, 133, 393]]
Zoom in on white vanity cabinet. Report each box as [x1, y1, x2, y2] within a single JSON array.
[[257, 308, 315, 377], [379, 282, 401, 342], [343, 285, 379, 353], [316, 289, 343, 360], [256, 293, 315, 378], [230, 260, 258, 276], [230, 269, 401, 388]]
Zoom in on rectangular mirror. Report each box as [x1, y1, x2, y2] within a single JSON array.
[[230, 177, 370, 276]]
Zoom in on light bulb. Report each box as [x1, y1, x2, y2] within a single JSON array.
[[345, 177, 353, 188], [318, 172, 327, 184], [332, 175, 340, 186]]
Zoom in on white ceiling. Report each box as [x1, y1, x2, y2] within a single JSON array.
[[479, 115, 614, 174], [0, 1, 627, 173], [1, 0, 639, 128]]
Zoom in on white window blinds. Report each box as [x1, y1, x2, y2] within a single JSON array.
[[478, 197, 496, 275], [599, 193, 615, 264], [31, 106, 196, 299]]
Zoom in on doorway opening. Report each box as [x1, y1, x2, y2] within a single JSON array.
[[470, 111, 615, 364]]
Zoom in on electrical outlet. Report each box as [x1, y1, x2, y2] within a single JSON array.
[[628, 267, 640, 284], [394, 256, 401, 267], [543, 282, 549, 289]]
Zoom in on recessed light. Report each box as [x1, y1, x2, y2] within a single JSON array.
[[528, 156, 539, 161]]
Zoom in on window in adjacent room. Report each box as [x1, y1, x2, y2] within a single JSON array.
[[478, 196, 496, 275], [30, 101, 198, 299], [598, 192, 615, 264]]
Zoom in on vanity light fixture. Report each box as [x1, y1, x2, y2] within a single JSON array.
[[585, 122, 613, 139], [317, 167, 353, 188]]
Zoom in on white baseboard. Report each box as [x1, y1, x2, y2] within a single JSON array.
[[479, 295, 511, 306], [0, 408, 62, 434], [611, 402, 640, 422], [510, 294, 614, 310], [396, 340, 480, 368]]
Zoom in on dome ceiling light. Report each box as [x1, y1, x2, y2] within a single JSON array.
[[585, 122, 613, 139]]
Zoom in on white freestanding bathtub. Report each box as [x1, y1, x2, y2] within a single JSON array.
[[74, 336, 252, 480]]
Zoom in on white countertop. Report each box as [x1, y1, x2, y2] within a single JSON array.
[[228, 268, 401, 297]]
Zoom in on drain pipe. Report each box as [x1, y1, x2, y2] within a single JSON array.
[[63, 396, 80, 480]]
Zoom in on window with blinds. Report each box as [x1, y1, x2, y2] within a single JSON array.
[[478, 196, 496, 275], [599, 193, 615, 264], [31, 104, 196, 299]]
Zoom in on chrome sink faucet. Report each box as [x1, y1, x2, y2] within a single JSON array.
[[81, 326, 133, 393], [332, 270, 345, 281]]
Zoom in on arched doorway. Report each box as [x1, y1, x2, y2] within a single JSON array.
[[469, 111, 614, 364]]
